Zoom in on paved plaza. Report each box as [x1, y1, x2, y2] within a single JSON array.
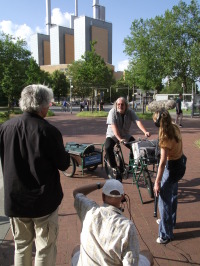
[[0, 111, 200, 266]]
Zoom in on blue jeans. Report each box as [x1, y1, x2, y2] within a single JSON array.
[[158, 166, 178, 240]]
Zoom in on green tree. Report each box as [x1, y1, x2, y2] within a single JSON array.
[[67, 60, 91, 98], [51, 70, 69, 101], [68, 42, 113, 99], [124, 19, 163, 92], [0, 33, 31, 106], [25, 58, 52, 86], [114, 77, 130, 100], [124, 0, 200, 93]]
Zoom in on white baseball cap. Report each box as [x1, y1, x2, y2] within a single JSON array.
[[102, 179, 124, 197]]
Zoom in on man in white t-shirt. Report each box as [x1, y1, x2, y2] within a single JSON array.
[[105, 97, 150, 181]]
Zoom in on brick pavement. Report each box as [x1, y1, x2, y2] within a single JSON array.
[[0, 112, 200, 266]]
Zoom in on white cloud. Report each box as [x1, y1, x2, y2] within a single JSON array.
[[51, 8, 72, 28], [36, 26, 45, 34], [0, 8, 72, 48], [0, 20, 13, 35], [0, 20, 33, 48], [117, 59, 129, 71]]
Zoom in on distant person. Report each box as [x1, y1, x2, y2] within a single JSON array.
[[0, 84, 70, 265], [175, 93, 183, 127], [99, 99, 104, 111], [86, 100, 89, 111], [105, 97, 150, 181], [153, 109, 186, 244], [134, 102, 137, 111], [71, 179, 154, 265], [62, 100, 67, 112], [80, 100, 85, 112]]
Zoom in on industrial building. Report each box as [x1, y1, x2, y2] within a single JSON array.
[[30, 0, 112, 68]]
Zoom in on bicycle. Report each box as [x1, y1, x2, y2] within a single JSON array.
[[104, 138, 158, 204], [61, 103, 70, 112]]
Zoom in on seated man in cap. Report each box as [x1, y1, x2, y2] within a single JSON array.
[[72, 179, 153, 266]]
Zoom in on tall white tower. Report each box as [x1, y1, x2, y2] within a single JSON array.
[[46, 0, 51, 35], [75, 0, 78, 16], [93, 0, 100, 19]]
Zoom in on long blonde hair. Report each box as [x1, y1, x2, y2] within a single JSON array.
[[153, 109, 180, 146]]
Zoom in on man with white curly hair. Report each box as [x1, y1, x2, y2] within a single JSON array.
[[0, 84, 70, 266], [105, 97, 150, 181]]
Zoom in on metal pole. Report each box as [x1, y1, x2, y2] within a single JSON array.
[[128, 86, 129, 102], [70, 79, 72, 114], [182, 83, 184, 103], [110, 87, 111, 103], [191, 83, 193, 118], [95, 89, 97, 111]]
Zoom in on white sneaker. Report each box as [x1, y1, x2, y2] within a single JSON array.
[[156, 219, 160, 224], [156, 237, 170, 244]]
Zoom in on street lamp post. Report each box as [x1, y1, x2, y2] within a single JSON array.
[[69, 78, 73, 114], [128, 86, 130, 102], [182, 83, 184, 103]]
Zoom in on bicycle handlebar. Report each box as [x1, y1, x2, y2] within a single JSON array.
[[122, 137, 149, 146]]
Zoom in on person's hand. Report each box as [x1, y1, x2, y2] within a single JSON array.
[[144, 131, 151, 137], [120, 139, 126, 145], [154, 180, 161, 197]]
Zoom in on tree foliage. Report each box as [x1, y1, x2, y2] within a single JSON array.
[[0, 33, 69, 105], [0, 33, 31, 106], [51, 70, 69, 101], [0, 33, 53, 106], [124, 0, 200, 93], [25, 58, 52, 86], [68, 42, 113, 98]]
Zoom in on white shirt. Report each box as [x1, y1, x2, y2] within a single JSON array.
[[74, 193, 140, 266]]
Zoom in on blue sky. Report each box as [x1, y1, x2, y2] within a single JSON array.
[[0, 0, 197, 71]]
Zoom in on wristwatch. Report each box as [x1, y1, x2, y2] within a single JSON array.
[[97, 182, 101, 189]]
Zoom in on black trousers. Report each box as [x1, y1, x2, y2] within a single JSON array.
[[105, 136, 135, 168]]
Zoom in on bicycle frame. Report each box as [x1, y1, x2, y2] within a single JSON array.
[[104, 138, 157, 204], [130, 157, 155, 204]]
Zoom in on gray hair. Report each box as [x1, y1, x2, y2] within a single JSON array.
[[19, 84, 53, 113], [113, 97, 129, 111]]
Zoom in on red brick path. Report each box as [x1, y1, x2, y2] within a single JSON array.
[[0, 112, 200, 266]]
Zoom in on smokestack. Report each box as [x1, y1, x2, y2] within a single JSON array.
[[93, 0, 100, 19], [46, 0, 51, 35], [75, 0, 78, 17]]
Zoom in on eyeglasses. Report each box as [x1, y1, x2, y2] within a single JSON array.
[[117, 103, 125, 106]]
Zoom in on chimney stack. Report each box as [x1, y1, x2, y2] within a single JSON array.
[[93, 0, 100, 19], [46, 0, 51, 35], [75, 0, 78, 17]]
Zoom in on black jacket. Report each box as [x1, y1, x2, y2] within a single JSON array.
[[0, 112, 70, 217]]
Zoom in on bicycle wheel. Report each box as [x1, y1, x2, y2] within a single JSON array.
[[144, 169, 154, 198], [115, 153, 128, 180], [104, 155, 113, 179], [62, 156, 76, 177], [87, 165, 98, 171], [115, 153, 123, 172]]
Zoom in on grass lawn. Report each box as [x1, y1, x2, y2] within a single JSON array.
[[136, 112, 153, 120], [77, 111, 108, 117], [195, 139, 200, 149], [0, 109, 54, 124], [0, 112, 9, 124]]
